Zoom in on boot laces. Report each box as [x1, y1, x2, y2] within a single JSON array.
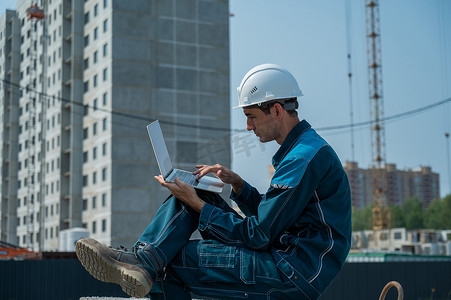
[[108, 241, 146, 259]]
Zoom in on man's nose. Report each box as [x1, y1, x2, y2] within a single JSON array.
[[247, 121, 254, 131]]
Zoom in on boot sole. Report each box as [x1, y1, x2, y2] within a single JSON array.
[[76, 238, 152, 298]]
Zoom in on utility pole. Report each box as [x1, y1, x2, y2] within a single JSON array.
[[446, 133, 451, 195]]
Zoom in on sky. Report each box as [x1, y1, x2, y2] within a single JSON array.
[[229, 0, 451, 197], [1, 0, 451, 197]]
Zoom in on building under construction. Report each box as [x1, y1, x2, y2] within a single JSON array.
[[344, 161, 440, 209], [0, 0, 230, 251]]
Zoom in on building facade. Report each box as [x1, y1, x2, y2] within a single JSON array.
[[0, 0, 230, 251], [344, 161, 440, 208], [351, 227, 451, 256]]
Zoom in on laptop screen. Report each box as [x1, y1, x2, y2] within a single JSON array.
[[147, 121, 173, 178]]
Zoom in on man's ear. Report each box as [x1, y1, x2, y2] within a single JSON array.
[[272, 103, 284, 119]]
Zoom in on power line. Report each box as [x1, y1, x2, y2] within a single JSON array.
[[316, 96, 451, 132], [2, 78, 451, 134]]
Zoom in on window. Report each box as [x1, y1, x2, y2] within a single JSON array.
[[93, 51, 98, 63], [84, 35, 89, 47], [102, 118, 107, 130], [84, 81, 89, 93], [103, 43, 108, 57], [94, 4, 98, 16], [93, 74, 98, 87], [102, 219, 106, 232], [84, 58, 89, 70], [102, 143, 107, 156], [103, 93, 107, 105], [93, 98, 98, 110], [83, 151, 88, 163], [83, 128, 88, 139], [103, 68, 107, 81], [102, 168, 107, 181], [103, 19, 108, 32], [93, 172, 97, 184], [92, 196, 97, 209], [83, 175, 88, 187], [84, 12, 89, 24], [93, 123, 98, 136], [93, 27, 98, 40], [103, 0, 108, 8], [102, 193, 107, 207], [92, 221, 97, 234]]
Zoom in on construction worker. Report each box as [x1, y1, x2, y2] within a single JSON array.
[[76, 63, 352, 299]]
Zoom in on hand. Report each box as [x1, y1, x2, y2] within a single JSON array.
[[154, 175, 205, 212], [193, 164, 244, 194]]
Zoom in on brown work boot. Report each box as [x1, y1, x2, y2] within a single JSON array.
[[76, 238, 154, 298]]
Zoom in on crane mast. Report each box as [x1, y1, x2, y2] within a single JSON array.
[[365, 0, 390, 232]]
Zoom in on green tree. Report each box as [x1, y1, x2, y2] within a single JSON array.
[[352, 205, 372, 231], [443, 194, 451, 229], [424, 194, 451, 229], [402, 198, 424, 230], [424, 198, 444, 229], [389, 205, 405, 228]]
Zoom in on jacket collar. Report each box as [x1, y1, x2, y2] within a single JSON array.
[[272, 119, 311, 168]]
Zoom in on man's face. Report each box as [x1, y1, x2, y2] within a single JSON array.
[[243, 107, 279, 143]]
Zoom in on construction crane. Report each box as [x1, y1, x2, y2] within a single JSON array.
[[365, 0, 391, 235]]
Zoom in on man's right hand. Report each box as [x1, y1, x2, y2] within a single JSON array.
[[194, 164, 244, 194]]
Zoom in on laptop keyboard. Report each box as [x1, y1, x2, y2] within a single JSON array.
[[167, 169, 198, 186]]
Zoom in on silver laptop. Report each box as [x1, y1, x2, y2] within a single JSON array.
[[147, 120, 224, 193]]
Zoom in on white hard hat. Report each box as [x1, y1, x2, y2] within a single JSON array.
[[235, 63, 303, 109]]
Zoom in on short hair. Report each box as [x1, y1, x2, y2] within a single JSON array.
[[248, 98, 299, 116]]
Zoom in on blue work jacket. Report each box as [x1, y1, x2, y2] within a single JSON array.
[[198, 120, 351, 298]]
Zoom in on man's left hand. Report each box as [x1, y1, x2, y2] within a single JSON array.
[[154, 175, 205, 213]]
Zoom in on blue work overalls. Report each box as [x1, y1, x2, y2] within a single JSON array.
[[137, 120, 352, 299]]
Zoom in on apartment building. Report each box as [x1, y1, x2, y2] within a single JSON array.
[[0, 0, 230, 251], [344, 161, 440, 208], [0, 9, 21, 250]]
